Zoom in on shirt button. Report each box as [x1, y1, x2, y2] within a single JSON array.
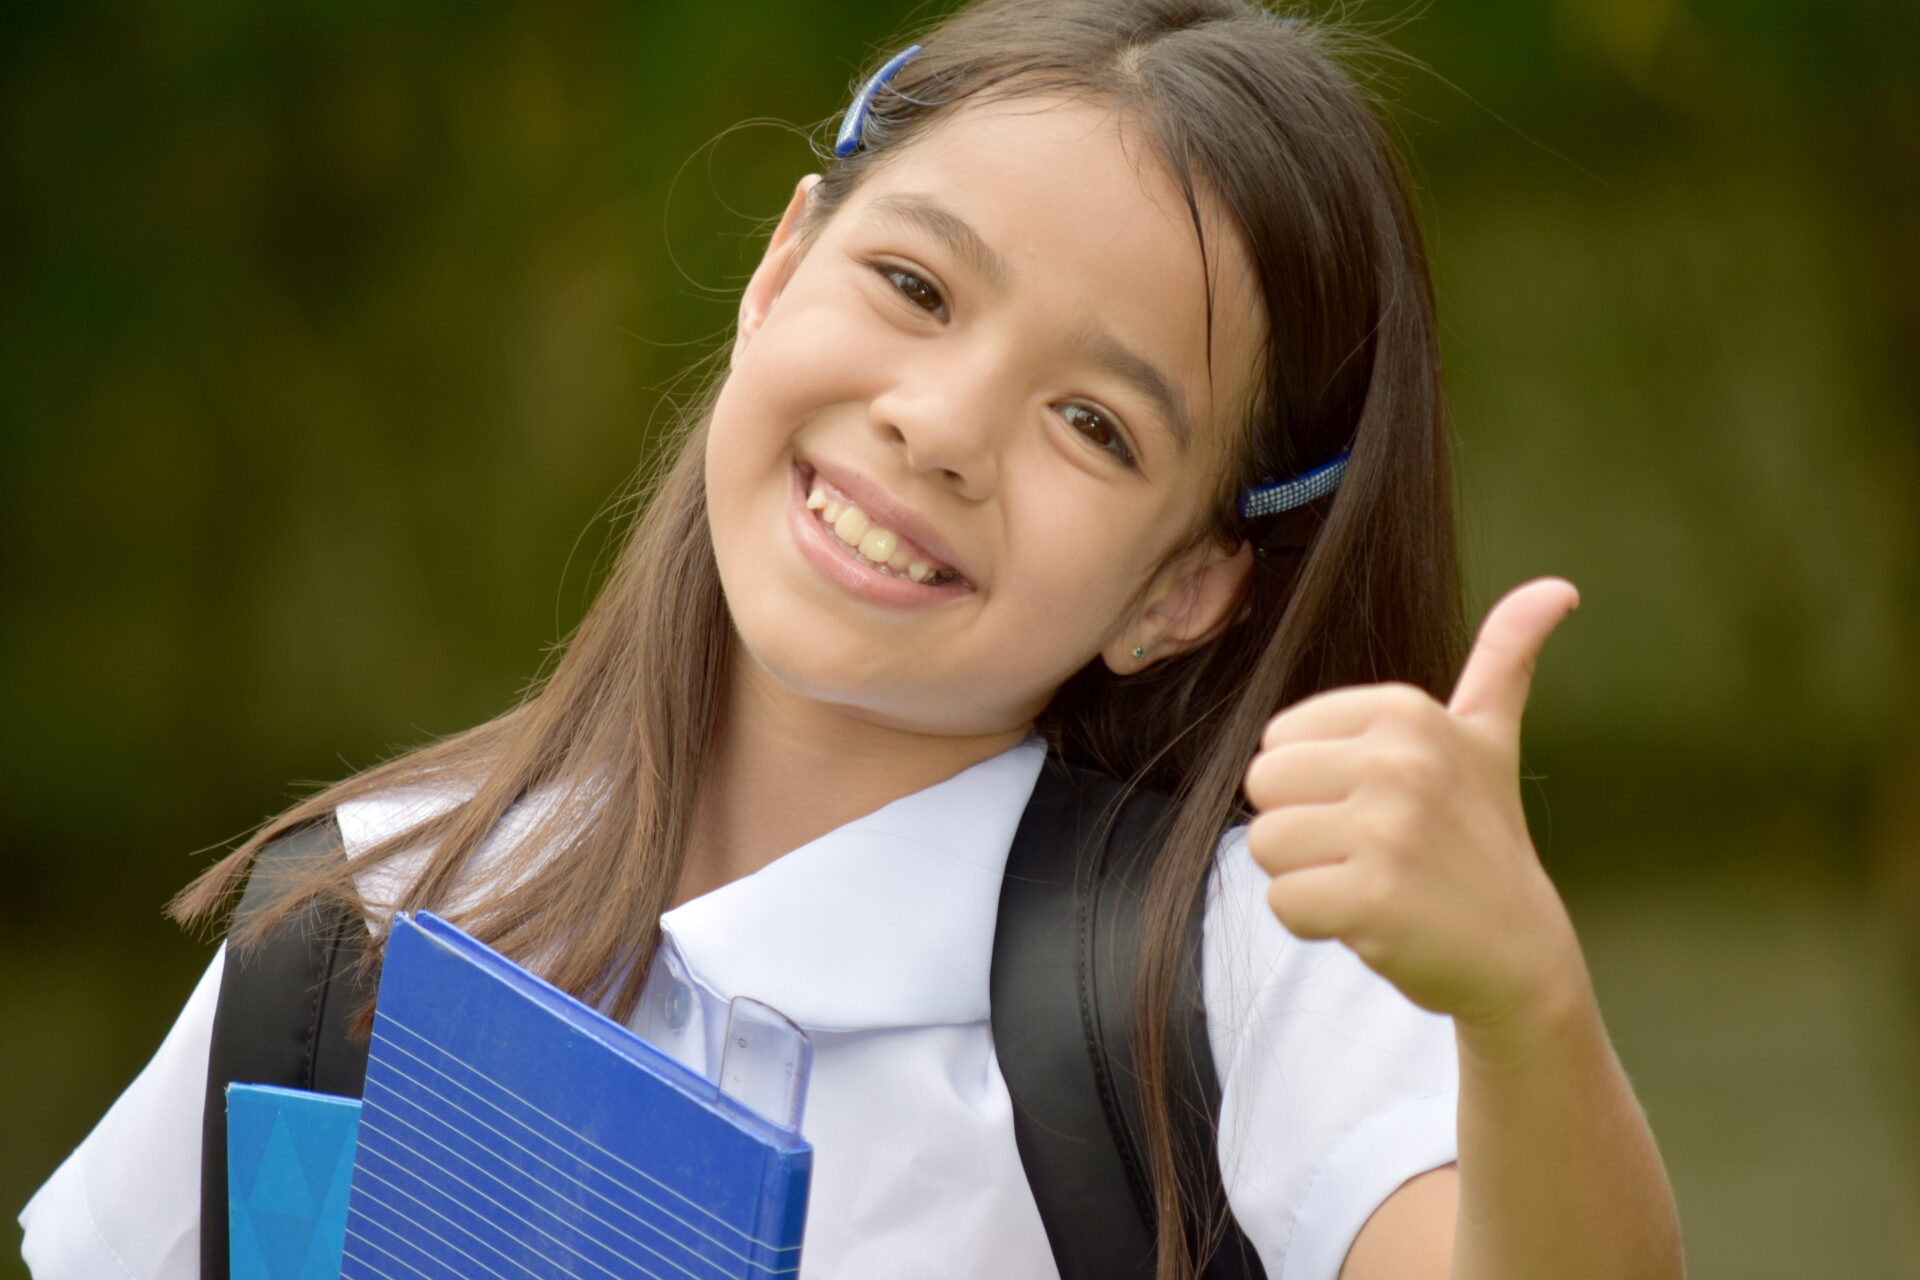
[[664, 980, 692, 1032]]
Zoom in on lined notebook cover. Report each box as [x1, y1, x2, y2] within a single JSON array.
[[342, 911, 811, 1280]]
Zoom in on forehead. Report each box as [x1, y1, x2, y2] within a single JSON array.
[[830, 94, 1265, 459]]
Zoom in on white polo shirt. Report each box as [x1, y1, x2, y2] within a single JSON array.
[[19, 738, 1458, 1279]]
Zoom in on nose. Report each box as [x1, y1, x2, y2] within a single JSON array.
[[868, 350, 1007, 500]]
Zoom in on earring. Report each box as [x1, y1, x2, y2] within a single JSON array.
[[1131, 645, 1147, 660]]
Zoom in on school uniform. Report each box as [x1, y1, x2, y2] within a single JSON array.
[[19, 738, 1459, 1279]]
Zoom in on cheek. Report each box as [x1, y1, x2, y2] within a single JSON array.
[[707, 322, 848, 498], [713, 342, 814, 452], [1001, 500, 1160, 646], [734, 282, 883, 402]]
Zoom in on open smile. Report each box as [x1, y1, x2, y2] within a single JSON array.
[[788, 463, 974, 605]]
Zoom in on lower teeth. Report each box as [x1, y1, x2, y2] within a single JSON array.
[[854, 550, 951, 584]]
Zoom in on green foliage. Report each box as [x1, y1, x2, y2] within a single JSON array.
[[3, 2, 1915, 1273]]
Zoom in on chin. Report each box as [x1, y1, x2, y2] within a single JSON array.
[[735, 627, 1034, 740]]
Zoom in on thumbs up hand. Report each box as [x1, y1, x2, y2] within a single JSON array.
[[1244, 578, 1588, 1031]]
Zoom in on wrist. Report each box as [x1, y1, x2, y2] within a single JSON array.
[[1455, 954, 1602, 1076]]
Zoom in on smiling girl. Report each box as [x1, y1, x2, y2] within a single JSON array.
[[21, 1, 1682, 1277]]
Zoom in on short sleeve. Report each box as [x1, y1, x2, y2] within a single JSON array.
[[18, 946, 222, 1280], [1204, 828, 1458, 1280]]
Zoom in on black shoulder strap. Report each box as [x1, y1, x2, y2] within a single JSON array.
[[200, 815, 373, 1280], [991, 757, 1265, 1279], [196, 773, 1266, 1278]]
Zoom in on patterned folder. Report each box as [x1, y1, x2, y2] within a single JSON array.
[[227, 1084, 361, 1280], [339, 912, 812, 1280]]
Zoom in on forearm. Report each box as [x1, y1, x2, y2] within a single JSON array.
[[1451, 969, 1684, 1280]]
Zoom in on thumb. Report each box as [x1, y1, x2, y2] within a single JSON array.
[[1447, 577, 1581, 730]]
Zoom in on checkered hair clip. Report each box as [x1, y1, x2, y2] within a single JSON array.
[[834, 45, 924, 158], [1238, 452, 1349, 519]]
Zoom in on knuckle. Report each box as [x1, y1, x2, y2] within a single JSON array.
[[1362, 796, 1424, 856], [1266, 878, 1328, 939], [1243, 752, 1277, 807], [1374, 743, 1439, 793], [1354, 862, 1401, 918], [1264, 876, 1299, 924], [1259, 709, 1294, 750], [1376, 682, 1436, 719], [1244, 810, 1288, 868]]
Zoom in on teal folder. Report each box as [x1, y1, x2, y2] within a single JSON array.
[[226, 1083, 361, 1280]]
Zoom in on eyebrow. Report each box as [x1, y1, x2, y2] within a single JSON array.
[[866, 192, 1011, 291], [1068, 318, 1194, 454], [864, 191, 1194, 455]]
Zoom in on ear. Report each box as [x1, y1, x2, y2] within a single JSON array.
[[735, 174, 822, 360], [1101, 535, 1255, 675]]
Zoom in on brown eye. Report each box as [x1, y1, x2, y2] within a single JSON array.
[[1059, 403, 1135, 466], [877, 265, 947, 320]]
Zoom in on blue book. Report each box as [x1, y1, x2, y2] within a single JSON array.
[[339, 911, 812, 1280]]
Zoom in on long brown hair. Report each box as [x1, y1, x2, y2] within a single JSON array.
[[174, 2, 1461, 1275]]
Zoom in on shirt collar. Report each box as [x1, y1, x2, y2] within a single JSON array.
[[336, 739, 1049, 1032], [661, 738, 1046, 1032]]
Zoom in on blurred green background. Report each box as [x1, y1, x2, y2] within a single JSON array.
[[3, 0, 1915, 1275]]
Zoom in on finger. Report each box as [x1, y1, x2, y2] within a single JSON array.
[[1264, 861, 1366, 942], [1245, 803, 1353, 877], [1446, 577, 1579, 731], [1244, 739, 1365, 811], [1260, 681, 1437, 752]]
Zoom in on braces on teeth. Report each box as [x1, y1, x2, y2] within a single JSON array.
[[805, 483, 958, 585]]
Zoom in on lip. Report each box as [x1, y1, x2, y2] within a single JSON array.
[[801, 459, 972, 581], [788, 462, 976, 606]]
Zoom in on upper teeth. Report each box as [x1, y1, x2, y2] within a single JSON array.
[[807, 483, 946, 583]]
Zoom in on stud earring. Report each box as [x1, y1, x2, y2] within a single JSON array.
[[1131, 645, 1147, 660]]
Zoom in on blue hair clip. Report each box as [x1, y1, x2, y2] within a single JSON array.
[[834, 45, 924, 158], [1238, 451, 1349, 519]]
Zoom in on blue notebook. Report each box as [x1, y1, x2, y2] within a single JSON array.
[[338, 911, 812, 1280]]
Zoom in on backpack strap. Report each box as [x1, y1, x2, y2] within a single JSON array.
[[195, 767, 1266, 1278], [199, 815, 373, 1280], [991, 756, 1265, 1279]]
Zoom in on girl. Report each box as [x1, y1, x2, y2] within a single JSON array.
[[20, 0, 1683, 1277]]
